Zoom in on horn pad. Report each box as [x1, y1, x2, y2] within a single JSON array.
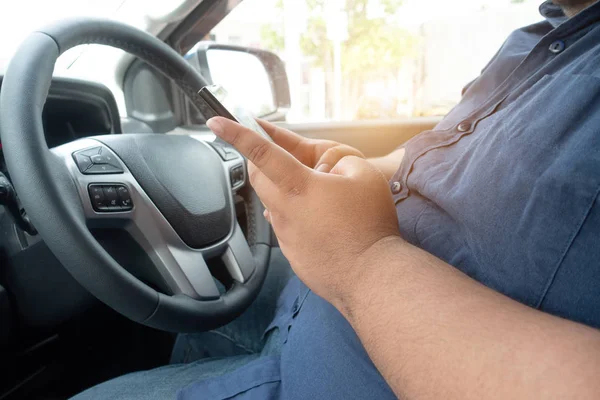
[[98, 134, 232, 248]]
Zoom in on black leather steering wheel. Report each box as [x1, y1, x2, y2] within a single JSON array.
[[0, 19, 272, 332]]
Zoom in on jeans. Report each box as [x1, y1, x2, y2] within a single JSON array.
[[72, 248, 294, 400]]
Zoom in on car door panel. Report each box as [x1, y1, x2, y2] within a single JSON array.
[[280, 117, 441, 158]]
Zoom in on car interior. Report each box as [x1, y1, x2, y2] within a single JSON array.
[[0, 0, 454, 398]]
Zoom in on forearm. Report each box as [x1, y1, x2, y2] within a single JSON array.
[[368, 148, 405, 180], [337, 237, 600, 399]]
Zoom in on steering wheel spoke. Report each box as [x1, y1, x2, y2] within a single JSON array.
[[124, 211, 221, 300], [223, 221, 256, 282]]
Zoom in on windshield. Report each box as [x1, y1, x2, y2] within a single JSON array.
[[0, 0, 188, 112], [0, 0, 126, 73]]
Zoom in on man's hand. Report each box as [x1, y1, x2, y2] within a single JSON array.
[[209, 120, 600, 400], [207, 117, 400, 305], [257, 119, 365, 173]]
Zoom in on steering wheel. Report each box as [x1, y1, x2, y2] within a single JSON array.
[[0, 19, 272, 332]]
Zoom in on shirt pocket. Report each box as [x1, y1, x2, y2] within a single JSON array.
[[177, 356, 281, 400]]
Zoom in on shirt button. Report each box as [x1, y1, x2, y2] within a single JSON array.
[[457, 121, 472, 132], [292, 299, 300, 316], [391, 181, 402, 194], [549, 40, 565, 54]]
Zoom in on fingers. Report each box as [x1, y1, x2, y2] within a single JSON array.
[[316, 163, 331, 173], [315, 145, 365, 173], [246, 162, 279, 205], [256, 119, 304, 153], [208, 117, 311, 194]]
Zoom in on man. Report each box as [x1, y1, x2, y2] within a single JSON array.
[[75, 0, 600, 398]]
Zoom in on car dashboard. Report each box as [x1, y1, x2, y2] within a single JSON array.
[[0, 76, 121, 173]]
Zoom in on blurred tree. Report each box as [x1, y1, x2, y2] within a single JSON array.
[[307, 0, 417, 118], [259, 0, 285, 52], [260, 24, 285, 52], [260, 0, 416, 119]]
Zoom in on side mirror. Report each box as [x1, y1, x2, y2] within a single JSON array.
[[185, 43, 291, 122]]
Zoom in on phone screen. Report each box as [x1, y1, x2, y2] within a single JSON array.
[[201, 85, 273, 142]]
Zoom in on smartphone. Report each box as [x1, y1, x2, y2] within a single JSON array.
[[198, 85, 273, 142]]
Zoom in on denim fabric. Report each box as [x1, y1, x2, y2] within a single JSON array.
[[170, 249, 295, 364], [72, 355, 261, 400], [74, 2, 600, 399], [72, 249, 292, 400], [280, 286, 396, 400]]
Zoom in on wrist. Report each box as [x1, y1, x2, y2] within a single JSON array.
[[334, 234, 407, 321], [367, 148, 405, 180]]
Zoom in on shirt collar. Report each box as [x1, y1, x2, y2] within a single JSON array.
[[539, 1, 568, 28]]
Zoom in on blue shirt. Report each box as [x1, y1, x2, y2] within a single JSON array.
[[179, 2, 600, 398]]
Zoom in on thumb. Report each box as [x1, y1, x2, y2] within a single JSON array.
[[314, 145, 365, 174], [329, 155, 374, 178]]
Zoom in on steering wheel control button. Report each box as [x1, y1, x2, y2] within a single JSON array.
[[88, 184, 133, 212], [88, 185, 108, 211], [116, 185, 133, 210], [230, 165, 244, 188], [210, 142, 241, 161], [73, 153, 93, 173], [80, 146, 102, 157], [90, 154, 109, 164], [223, 147, 240, 160], [86, 164, 124, 174], [95, 148, 123, 167], [549, 40, 566, 54], [103, 186, 120, 210], [73, 146, 124, 175]]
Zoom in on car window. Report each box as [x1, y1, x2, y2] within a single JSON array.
[[208, 0, 542, 123]]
